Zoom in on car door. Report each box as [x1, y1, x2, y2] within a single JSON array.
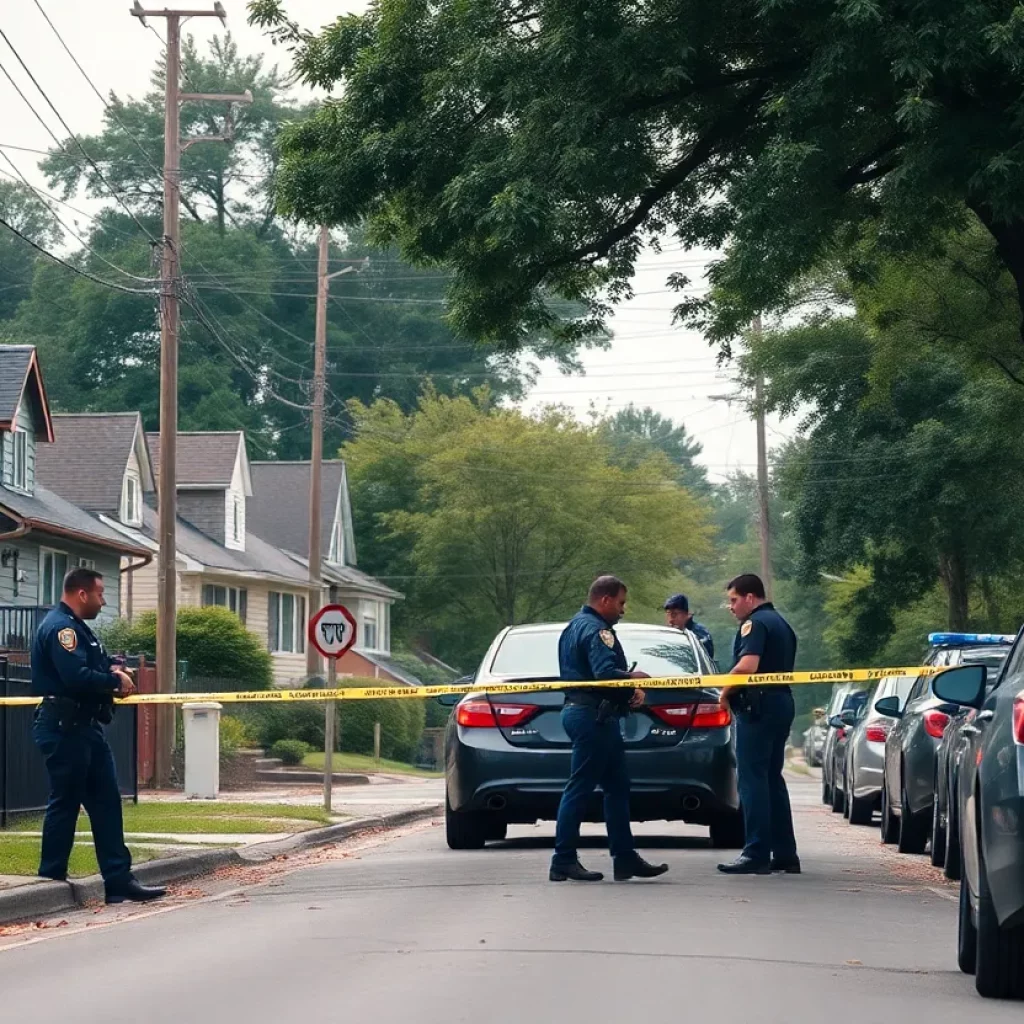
[[888, 668, 935, 812]]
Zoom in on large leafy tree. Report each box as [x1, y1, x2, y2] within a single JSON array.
[[342, 390, 712, 665], [249, 0, 1024, 350], [0, 181, 61, 322]]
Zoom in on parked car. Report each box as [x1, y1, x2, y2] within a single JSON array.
[[441, 622, 742, 850], [931, 638, 1024, 999], [803, 711, 827, 767], [878, 633, 1013, 855], [840, 675, 917, 825], [821, 683, 870, 811], [827, 689, 871, 815], [932, 637, 1013, 876]]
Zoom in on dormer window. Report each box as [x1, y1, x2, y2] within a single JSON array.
[[122, 473, 141, 526], [12, 429, 27, 491], [329, 519, 343, 563], [232, 496, 241, 542]]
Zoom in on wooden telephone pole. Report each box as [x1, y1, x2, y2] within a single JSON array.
[[131, 2, 252, 786], [751, 314, 773, 600]]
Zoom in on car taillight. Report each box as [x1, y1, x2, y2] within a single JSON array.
[[648, 703, 731, 728], [649, 704, 695, 726], [923, 709, 951, 739], [456, 700, 539, 728], [1013, 693, 1024, 745], [865, 723, 889, 744], [692, 702, 731, 728]]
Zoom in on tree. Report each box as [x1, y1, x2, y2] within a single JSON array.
[[0, 180, 61, 323], [249, 0, 1024, 351], [342, 389, 712, 666]]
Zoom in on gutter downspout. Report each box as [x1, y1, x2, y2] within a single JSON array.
[[120, 553, 154, 623]]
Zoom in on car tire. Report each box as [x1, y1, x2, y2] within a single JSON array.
[[822, 774, 832, 806], [445, 795, 488, 850], [958, 873, 977, 975], [975, 843, 1024, 999], [848, 778, 874, 826], [485, 819, 508, 842], [897, 783, 929, 855], [709, 811, 745, 849], [930, 779, 947, 869], [944, 787, 962, 881], [880, 778, 899, 845], [831, 772, 845, 814]]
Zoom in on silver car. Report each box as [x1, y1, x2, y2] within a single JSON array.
[[841, 675, 917, 825]]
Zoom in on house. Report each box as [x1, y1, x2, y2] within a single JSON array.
[[0, 348, 152, 647], [246, 460, 409, 682]]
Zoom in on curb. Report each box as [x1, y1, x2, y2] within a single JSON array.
[[0, 804, 442, 926]]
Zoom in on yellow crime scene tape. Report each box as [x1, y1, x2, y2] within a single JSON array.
[[0, 665, 939, 707]]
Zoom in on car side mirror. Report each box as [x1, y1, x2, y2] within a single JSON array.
[[435, 674, 476, 707], [874, 695, 903, 719], [931, 665, 987, 710], [828, 715, 844, 729], [839, 709, 858, 727]]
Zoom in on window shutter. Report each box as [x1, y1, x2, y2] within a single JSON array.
[[239, 589, 248, 626], [268, 592, 279, 652]]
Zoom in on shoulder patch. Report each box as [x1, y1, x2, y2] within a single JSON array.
[[599, 629, 615, 648], [740, 621, 753, 638], [57, 627, 78, 652]]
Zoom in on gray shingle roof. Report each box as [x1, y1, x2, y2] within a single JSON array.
[[0, 346, 34, 424], [147, 432, 241, 487], [284, 550, 402, 600], [0, 482, 149, 555], [248, 461, 345, 561], [36, 413, 143, 513]]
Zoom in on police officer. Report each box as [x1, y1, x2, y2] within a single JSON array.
[[32, 567, 166, 904], [717, 573, 801, 876], [550, 575, 669, 883], [663, 593, 715, 661]]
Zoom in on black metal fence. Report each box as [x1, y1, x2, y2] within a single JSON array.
[[0, 656, 137, 828], [0, 605, 48, 651]]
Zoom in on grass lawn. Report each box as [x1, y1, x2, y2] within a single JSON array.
[[5, 802, 334, 836], [302, 751, 442, 777], [0, 836, 157, 877]]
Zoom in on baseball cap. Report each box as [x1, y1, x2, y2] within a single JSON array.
[[664, 593, 690, 612]]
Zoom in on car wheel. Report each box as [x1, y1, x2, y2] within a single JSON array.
[[880, 778, 899, 844], [944, 790, 962, 881], [930, 779, 947, 869], [848, 776, 874, 826], [958, 873, 977, 975], [709, 811, 745, 849], [445, 795, 487, 850], [822, 773, 832, 806], [484, 819, 508, 842], [975, 843, 1024, 999], [830, 771, 845, 814], [897, 783, 929, 855]]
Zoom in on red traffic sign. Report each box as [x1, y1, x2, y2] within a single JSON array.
[[308, 604, 358, 660]]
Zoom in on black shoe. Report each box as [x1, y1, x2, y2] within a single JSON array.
[[38, 873, 68, 883], [717, 856, 772, 875], [105, 879, 167, 904], [549, 861, 604, 882], [771, 857, 802, 874], [614, 857, 669, 881]]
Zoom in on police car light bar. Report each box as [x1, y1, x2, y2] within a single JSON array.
[[927, 632, 1016, 646]]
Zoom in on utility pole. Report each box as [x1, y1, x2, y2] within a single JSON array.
[[132, 1, 252, 786], [752, 314, 773, 600], [306, 228, 358, 680]]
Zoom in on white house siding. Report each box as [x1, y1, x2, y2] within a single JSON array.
[[2, 403, 36, 492], [223, 453, 246, 552]]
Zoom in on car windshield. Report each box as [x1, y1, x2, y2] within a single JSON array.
[[959, 648, 1010, 674], [489, 628, 701, 678]]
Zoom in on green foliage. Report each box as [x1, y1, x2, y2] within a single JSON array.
[[103, 606, 273, 689], [238, 702, 326, 749], [218, 715, 254, 759], [270, 739, 312, 765], [343, 389, 712, 667], [250, 0, 1024, 349]]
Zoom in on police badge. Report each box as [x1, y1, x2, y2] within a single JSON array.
[[599, 629, 615, 648], [58, 627, 77, 651], [740, 621, 753, 638]]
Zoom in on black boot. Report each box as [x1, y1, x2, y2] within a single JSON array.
[[717, 856, 772, 875], [549, 861, 604, 882], [105, 878, 168, 904], [614, 856, 669, 881], [771, 857, 802, 874]]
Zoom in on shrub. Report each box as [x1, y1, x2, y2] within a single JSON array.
[[238, 702, 326, 750], [219, 715, 253, 760], [100, 606, 273, 689], [270, 739, 311, 765]]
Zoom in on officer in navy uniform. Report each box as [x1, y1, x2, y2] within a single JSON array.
[[549, 575, 669, 883], [663, 593, 715, 661], [31, 567, 166, 903], [718, 573, 801, 875]]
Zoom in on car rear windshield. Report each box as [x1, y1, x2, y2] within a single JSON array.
[[490, 629, 701, 678], [959, 648, 1010, 674]]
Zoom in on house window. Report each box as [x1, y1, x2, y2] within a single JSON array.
[[123, 475, 141, 525], [76, 557, 96, 570], [363, 602, 378, 650], [232, 496, 241, 542], [40, 549, 69, 606], [12, 430, 27, 491], [202, 584, 248, 625], [328, 520, 343, 563], [268, 591, 306, 653]]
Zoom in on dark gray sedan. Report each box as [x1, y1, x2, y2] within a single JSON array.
[[442, 622, 742, 850]]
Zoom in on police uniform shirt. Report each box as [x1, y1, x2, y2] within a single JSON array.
[[559, 605, 633, 705], [732, 602, 797, 676], [31, 601, 119, 699]]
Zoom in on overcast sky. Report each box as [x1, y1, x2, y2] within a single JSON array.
[[0, 0, 794, 481]]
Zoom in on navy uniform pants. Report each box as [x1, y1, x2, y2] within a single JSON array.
[[32, 706, 132, 886], [552, 704, 636, 868], [734, 688, 799, 864]]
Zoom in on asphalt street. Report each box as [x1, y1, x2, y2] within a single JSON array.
[[0, 774, 1018, 1022]]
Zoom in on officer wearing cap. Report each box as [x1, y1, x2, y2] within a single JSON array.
[[717, 573, 800, 876], [550, 575, 669, 883], [663, 593, 715, 661], [31, 567, 166, 904]]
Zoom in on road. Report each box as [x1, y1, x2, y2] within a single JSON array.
[[0, 774, 1018, 1022]]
